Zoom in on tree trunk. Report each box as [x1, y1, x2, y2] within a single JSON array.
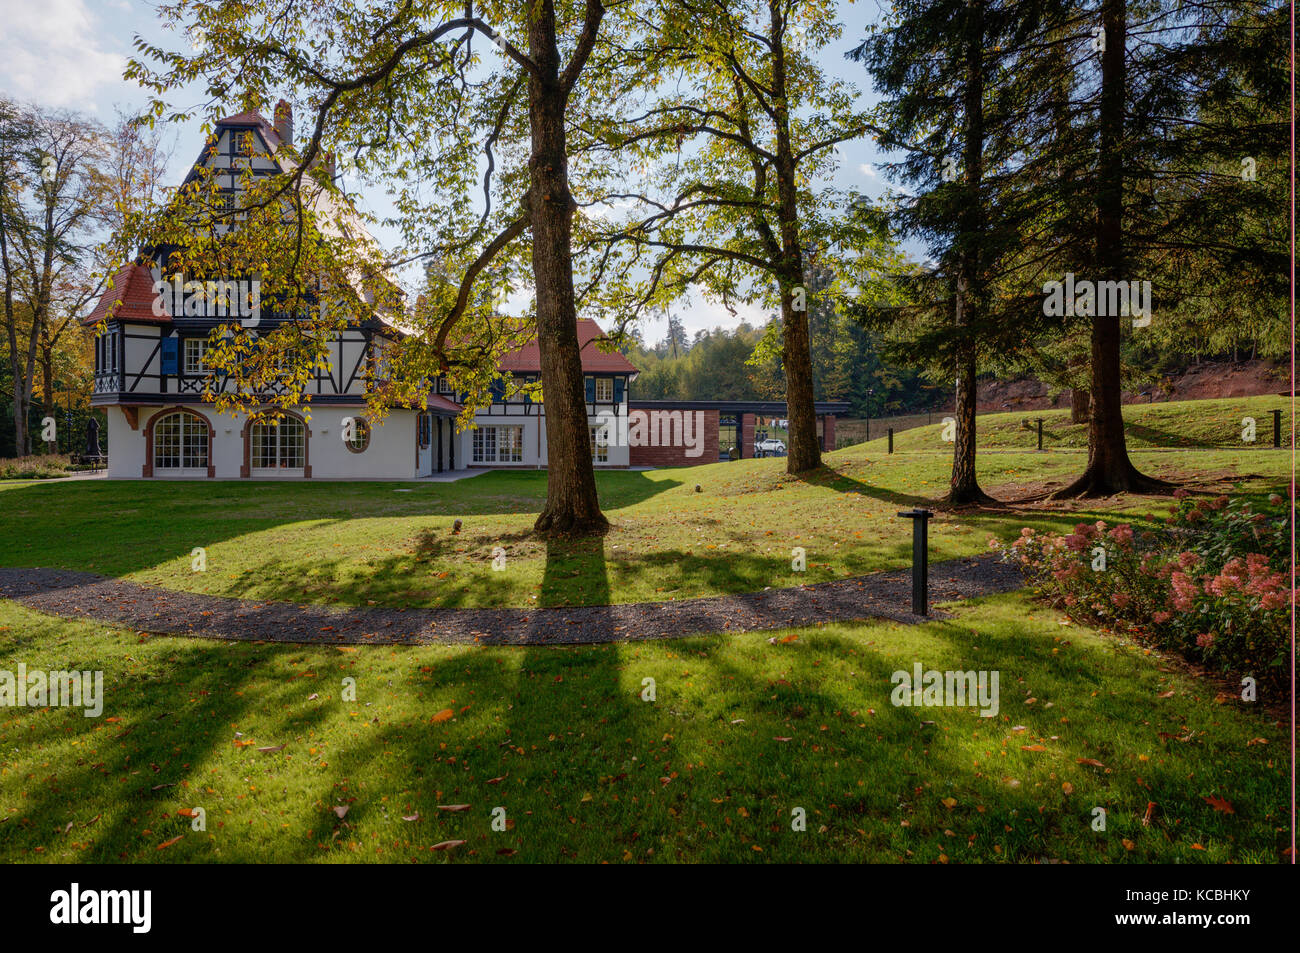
[[945, 0, 992, 505], [0, 181, 25, 458], [527, 0, 608, 538], [1070, 387, 1089, 423], [770, 0, 821, 475], [40, 348, 55, 452], [780, 275, 820, 473], [948, 333, 991, 503], [1055, 0, 1166, 498]]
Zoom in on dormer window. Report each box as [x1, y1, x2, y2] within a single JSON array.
[[594, 377, 612, 402]]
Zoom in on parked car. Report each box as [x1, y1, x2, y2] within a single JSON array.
[[756, 438, 786, 456]]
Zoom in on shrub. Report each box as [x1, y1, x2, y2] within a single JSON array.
[[992, 493, 1294, 688], [0, 454, 72, 480]]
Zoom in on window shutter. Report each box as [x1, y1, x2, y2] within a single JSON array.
[[160, 336, 179, 375], [613, 377, 624, 403], [490, 378, 504, 401], [585, 376, 595, 402]]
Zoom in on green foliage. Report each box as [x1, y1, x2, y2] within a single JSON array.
[[996, 495, 1293, 688]]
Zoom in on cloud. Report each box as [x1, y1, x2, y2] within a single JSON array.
[[858, 163, 878, 178], [0, 0, 129, 109]]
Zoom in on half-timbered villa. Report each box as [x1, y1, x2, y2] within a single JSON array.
[[86, 103, 643, 480]]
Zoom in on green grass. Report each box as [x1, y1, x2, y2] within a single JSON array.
[[864, 395, 1294, 453], [0, 396, 1289, 611], [0, 592, 1285, 863]]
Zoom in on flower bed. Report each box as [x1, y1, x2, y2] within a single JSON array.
[[992, 492, 1294, 689]]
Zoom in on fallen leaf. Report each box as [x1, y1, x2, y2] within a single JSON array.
[[430, 709, 454, 724], [431, 839, 465, 851], [437, 804, 471, 812], [156, 835, 184, 850], [1203, 795, 1235, 814]]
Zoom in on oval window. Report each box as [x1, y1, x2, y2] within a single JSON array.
[[346, 416, 371, 453]]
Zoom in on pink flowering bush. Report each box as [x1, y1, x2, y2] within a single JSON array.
[[991, 494, 1294, 687]]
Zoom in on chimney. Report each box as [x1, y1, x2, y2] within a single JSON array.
[[273, 99, 293, 148]]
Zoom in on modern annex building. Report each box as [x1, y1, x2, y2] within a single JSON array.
[[86, 105, 845, 479]]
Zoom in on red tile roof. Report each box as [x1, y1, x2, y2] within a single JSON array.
[[426, 394, 462, 416], [83, 264, 170, 326], [499, 319, 638, 374]]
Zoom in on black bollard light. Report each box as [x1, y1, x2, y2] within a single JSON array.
[[1036, 418, 1043, 452], [1273, 409, 1282, 449], [897, 508, 934, 615], [888, 427, 894, 454]]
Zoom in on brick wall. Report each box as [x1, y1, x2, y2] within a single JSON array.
[[822, 414, 837, 451], [628, 409, 719, 467]]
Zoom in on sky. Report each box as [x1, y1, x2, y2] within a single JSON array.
[[0, 0, 899, 344]]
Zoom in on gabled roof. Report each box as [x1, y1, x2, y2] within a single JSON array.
[[83, 264, 169, 326], [215, 110, 283, 152], [499, 319, 638, 374]]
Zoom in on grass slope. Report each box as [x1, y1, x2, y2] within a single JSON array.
[[0, 592, 1285, 863], [865, 395, 1294, 453]]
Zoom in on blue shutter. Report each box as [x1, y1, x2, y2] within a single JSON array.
[[490, 378, 505, 401], [160, 336, 178, 375], [613, 377, 624, 403], [584, 376, 595, 402]]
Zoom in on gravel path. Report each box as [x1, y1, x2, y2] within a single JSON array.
[[0, 556, 1023, 646]]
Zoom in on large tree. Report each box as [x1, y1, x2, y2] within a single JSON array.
[[0, 101, 106, 457], [127, 0, 646, 536], [852, 0, 1049, 503], [587, 0, 890, 473], [1000, 0, 1282, 496]]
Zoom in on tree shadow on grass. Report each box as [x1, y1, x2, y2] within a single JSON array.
[[0, 623, 333, 863], [790, 465, 933, 509]]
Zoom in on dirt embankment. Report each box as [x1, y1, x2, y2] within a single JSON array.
[[975, 359, 1289, 413]]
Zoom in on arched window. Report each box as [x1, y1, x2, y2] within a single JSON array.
[[153, 411, 209, 471], [251, 415, 306, 470]]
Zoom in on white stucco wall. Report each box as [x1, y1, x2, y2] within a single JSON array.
[[103, 403, 425, 480]]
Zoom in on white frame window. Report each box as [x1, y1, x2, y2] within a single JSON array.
[[472, 425, 523, 463], [183, 338, 209, 375], [251, 416, 306, 470], [153, 411, 209, 471], [590, 425, 608, 463], [594, 377, 613, 402]]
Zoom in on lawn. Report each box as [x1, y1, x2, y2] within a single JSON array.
[[0, 591, 1286, 863], [0, 397, 1288, 611], [0, 395, 1289, 863]]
